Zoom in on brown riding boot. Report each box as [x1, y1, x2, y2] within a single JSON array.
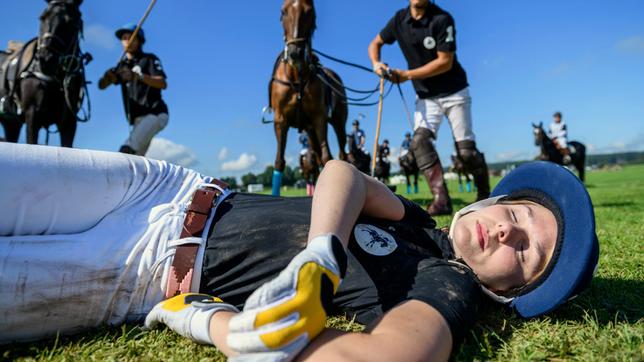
[[424, 162, 453, 216]]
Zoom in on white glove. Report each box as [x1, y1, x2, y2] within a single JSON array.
[[144, 293, 239, 345], [131, 65, 144, 80], [227, 234, 347, 362]]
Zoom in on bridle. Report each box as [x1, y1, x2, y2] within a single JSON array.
[[28, 0, 92, 124]]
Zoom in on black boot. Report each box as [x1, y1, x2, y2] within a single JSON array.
[[119, 145, 137, 155], [471, 155, 490, 201], [423, 162, 452, 216]]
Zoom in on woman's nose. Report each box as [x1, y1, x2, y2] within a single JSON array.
[[496, 223, 519, 245]]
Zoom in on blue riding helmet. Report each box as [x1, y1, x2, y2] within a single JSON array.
[[115, 23, 145, 43], [489, 161, 599, 318]]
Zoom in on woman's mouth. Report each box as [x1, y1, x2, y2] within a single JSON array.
[[476, 221, 486, 251]]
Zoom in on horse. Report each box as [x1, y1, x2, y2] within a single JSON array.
[[532, 122, 586, 181], [299, 145, 320, 196], [346, 134, 371, 175], [399, 150, 419, 194], [450, 154, 473, 193], [269, 0, 348, 195], [0, 0, 90, 147], [374, 152, 390, 184]]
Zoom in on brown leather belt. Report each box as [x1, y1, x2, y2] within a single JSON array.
[[164, 179, 228, 299]]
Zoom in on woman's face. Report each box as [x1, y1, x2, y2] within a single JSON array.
[[451, 201, 558, 293]]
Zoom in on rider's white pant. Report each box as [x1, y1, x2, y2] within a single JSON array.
[[414, 87, 475, 143], [125, 112, 169, 155], [0, 143, 218, 343]]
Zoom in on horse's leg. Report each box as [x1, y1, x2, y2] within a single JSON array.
[[58, 111, 77, 148], [405, 171, 411, 194], [577, 152, 586, 182], [24, 106, 39, 145], [414, 170, 419, 193], [307, 127, 324, 167], [272, 120, 288, 196], [312, 115, 332, 165], [1, 116, 22, 142], [331, 119, 347, 161]]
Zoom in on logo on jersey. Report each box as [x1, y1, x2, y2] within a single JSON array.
[[354, 224, 397, 256], [423, 36, 436, 50]]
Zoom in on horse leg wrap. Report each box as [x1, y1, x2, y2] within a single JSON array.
[[455, 140, 490, 200], [411, 128, 439, 171], [271, 170, 283, 196]]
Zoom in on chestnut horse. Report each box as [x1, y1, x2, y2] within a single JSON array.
[[269, 0, 347, 195]]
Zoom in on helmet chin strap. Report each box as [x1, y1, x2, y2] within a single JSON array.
[[448, 195, 515, 304]]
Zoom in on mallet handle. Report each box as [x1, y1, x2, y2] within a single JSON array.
[[371, 77, 385, 177]]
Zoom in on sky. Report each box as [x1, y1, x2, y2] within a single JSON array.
[[1, 0, 643, 179]]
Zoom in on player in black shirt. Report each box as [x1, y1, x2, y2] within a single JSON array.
[[368, 0, 491, 216], [98, 24, 168, 156], [148, 160, 599, 361]]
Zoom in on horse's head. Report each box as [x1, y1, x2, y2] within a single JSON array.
[[532, 121, 544, 146], [280, 0, 316, 68], [37, 0, 83, 72]]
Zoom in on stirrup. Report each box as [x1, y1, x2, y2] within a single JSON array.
[[261, 106, 274, 124]]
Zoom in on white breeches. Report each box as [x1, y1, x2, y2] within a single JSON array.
[[125, 112, 169, 155], [0, 143, 214, 343], [414, 87, 475, 142]]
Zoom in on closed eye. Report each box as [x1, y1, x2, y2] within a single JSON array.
[[511, 209, 518, 223]]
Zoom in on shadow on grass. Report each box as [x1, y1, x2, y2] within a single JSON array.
[[594, 201, 637, 208], [455, 276, 643, 360]]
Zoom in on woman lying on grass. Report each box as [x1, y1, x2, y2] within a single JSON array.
[[0, 143, 598, 361]]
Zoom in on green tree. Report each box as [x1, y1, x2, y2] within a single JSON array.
[[220, 176, 238, 189]]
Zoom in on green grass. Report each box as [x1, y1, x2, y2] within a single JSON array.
[[4, 165, 643, 361]]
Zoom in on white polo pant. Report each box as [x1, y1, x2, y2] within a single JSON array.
[[414, 87, 475, 143], [0, 143, 222, 343], [125, 112, 169, 156]]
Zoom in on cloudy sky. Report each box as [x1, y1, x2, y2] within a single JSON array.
[[1, 0, 643, 178]]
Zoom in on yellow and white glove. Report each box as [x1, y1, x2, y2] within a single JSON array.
[[227, 234, 347, 362], [144, 293, 239, 345]]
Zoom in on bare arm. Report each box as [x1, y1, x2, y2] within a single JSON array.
[[140, 74, 167, 89], [307, 160, 404, 249], [394, 51, 454, 83], [208, 300, 453, 361], [368, 34, 389, 77], [298, 300, 453, 362]]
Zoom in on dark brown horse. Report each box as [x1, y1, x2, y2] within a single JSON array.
[[299, 141, 320, 196], [450, 154, 473, 193], [533, 122, 586, 181], [0, 0, 89, 146], [269, 0, 348, 195], [399, 150, 419, 194], [346, 134, 371, 175]]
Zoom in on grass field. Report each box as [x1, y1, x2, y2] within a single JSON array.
[[4, 165, 643, 361]]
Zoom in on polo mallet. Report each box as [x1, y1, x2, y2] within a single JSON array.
[[370, 74, 387, 177], [116, 0, 158, 63]]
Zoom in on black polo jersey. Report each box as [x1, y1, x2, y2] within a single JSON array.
[[380, 5, 469, 99], [115, 52, 168, 123], [199, 193, 484, 344]]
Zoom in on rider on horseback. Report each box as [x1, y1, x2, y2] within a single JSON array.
[[98, 24, 168, 156], [549, 112, 571, 164], [349, 119, 367, 153], [378, 139, 390, 162]]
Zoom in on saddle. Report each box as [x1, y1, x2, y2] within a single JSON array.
[[0, 39, 36, 116]]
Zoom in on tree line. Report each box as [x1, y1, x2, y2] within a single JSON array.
[[220, 165, 302, 190]]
